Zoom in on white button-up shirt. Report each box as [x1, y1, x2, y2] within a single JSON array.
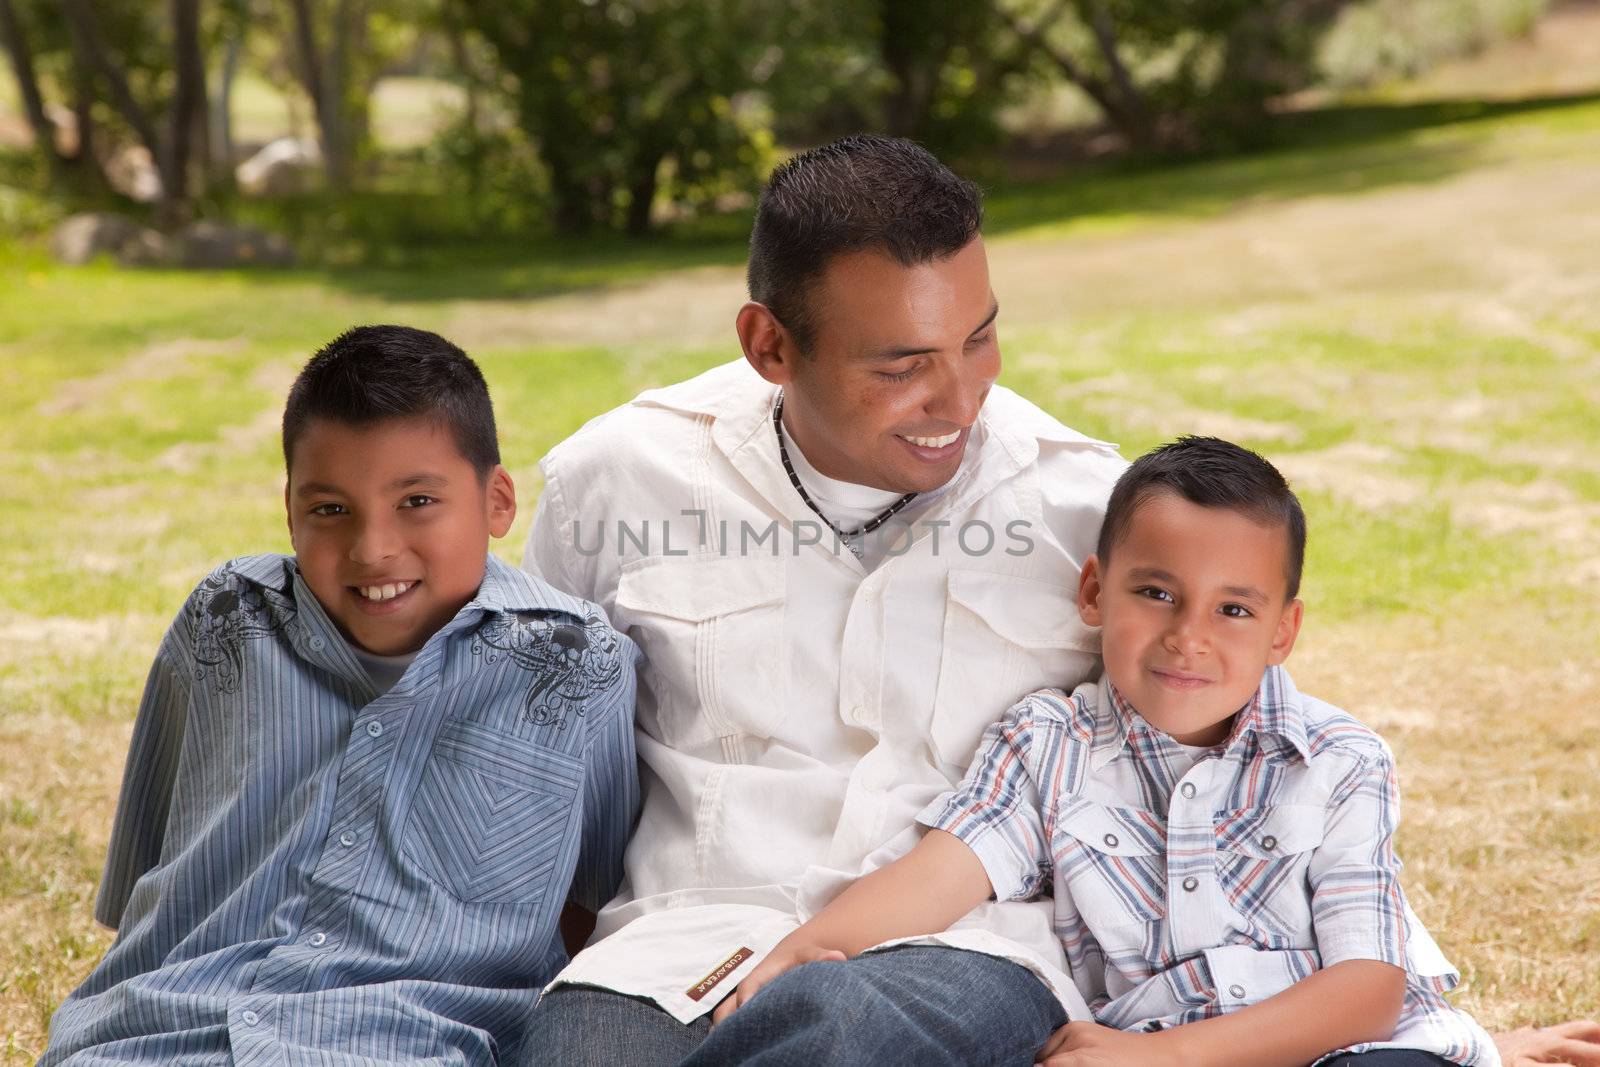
[[523, 359, 1127, 1022]]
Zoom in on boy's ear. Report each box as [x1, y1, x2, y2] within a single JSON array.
[[283, 482, 297, 546], [737, 301, 798, 386], [486, 465, 517, 538], [1077, 555, 1104, 627], [1267, 597, 1304, 666]]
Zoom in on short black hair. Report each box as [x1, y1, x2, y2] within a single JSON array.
[[747, 135, 983, 354], [281, 325, 500, 477], [1098, 436, 1307, 600]]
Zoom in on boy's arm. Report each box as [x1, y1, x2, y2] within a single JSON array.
[[712, 828, 993, 1024], [1039, 959, 1404, 1067], [95, 620, 194, 929]]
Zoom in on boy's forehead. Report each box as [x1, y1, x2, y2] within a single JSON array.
[[1117, 493, 1292, 592], [286, 416, 474, 485]]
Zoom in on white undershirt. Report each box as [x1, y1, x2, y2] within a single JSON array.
[[778, 419, 980, 569]]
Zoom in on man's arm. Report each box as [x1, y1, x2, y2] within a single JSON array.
[[712, 829, 993, 1025], [1036, 960, 1404, 1067]]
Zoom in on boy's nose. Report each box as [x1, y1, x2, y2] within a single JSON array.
[[348, 522, 402, 565], [1162, 617, 1207, 656]]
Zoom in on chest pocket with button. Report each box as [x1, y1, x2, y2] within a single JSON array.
[[405, 719, 583, 905], [931, 570, 1100, 771], [1052, 798, 1168, 925], [1212, 804, 1324, 939], [613, 555, 787, 753]]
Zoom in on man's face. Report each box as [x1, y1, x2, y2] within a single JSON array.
[[1077, 493, 1303, 746], [286, 416, 515, 656], [780, 237, 1000, 494]]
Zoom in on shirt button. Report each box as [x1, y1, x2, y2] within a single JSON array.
[[1182, 876, 1199, 892], [241, 1009, 260, 1025], [339, 831, 357, 847], [308, 931, 327, 947], [308, 636, 326, 652], [1261, 835, 1278, 851], [366, 721, 383, 738], [1229, 984, 1247, 999], [1180, 782, 1197, 799], [1102, 833, 1119, 848]]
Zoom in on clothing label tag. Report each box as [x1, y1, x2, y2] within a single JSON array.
[[685, 946, 755, 1001]]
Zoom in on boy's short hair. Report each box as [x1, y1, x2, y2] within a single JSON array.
[[747, 135, 983, 355], [281, 325, 500, 477], [1098, 436, 1307, 599]]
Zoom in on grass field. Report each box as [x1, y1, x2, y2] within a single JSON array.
[[4, 46, 1600, 1066]]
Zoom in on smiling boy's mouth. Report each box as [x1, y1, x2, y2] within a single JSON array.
[[349, 580, 420, 602]]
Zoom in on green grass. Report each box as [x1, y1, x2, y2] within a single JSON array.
[[4, 80, 1600, 1060]]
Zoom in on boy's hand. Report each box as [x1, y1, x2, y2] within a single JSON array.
[[1034, 1021, 1181, 1067], [1494, 1021, 1600, 1066], [709, 943, 847, 1028]]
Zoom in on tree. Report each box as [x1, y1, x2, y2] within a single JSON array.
[[999, 0, 1357, 151], [284, 0, 372, 189], [0, 0, 61, 175], [456, 0, 791, 235]]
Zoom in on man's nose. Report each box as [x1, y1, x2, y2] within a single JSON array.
[[925, 358, 991, 427]]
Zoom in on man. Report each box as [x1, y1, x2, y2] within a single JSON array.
[[521, 136, 1600, 1066]]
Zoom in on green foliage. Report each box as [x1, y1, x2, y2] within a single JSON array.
[[1318, 0, 1551, 89]]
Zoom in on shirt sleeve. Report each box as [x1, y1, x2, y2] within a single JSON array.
[[916, 695, 1057, 903], [1309, 750, 1408, 969], [94, 611, 194, 930], [565, 630, 641, 914], [523, 461, 591, 601]]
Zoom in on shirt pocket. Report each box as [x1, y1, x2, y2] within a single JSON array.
[[1054, 798, 1168, 925], [613, 555, 787, 752], [1212, 805, 1324, 938], [405, 719, 584, 905], [931, 570, 1100, 770]]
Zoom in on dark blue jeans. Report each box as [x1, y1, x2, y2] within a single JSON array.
[[1326, 1053, 1458, 1066], [520, 945, 1066, 1066]]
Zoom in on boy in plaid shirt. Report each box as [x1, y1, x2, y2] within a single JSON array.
[[712, 436, 1495, 1067]]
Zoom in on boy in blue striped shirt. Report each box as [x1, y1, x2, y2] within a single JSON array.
[[712, 437, 1492, 1067], [43, 326, 639, 1066]]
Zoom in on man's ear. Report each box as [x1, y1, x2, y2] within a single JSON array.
[[1267, 597, 1304, 666], [1077, 555, 1104, 627], [737, 302, 798, 386], [486, 465, 517, 538]]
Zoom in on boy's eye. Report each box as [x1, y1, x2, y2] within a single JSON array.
[[401, 495, 437, 508], [309, 502, 346, 517], [1136, 586, 1174, 603], [1220, 603, 1253, 619]]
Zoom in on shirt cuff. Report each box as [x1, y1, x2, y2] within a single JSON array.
[[916, 797, 1043, 903]]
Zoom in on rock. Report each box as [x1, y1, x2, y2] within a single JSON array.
[[235, 137, 322, 197], [50, 213, 150, 265], [167, 221, 296, 268], [115, 229, 177, 268], [105, 144, 162, 203]]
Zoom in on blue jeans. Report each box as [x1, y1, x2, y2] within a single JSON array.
[[519, 945, 1066, 1066], [1325, 1054, 1458, 1066]]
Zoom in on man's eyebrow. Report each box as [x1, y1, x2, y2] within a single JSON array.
[[860, 301, 1002, 362]]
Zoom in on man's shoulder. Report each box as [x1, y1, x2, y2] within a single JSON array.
[[541, 360, 766, 472], [982, 386, 1127, 487]]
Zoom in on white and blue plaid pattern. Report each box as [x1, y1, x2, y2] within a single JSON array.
[[920, 666, 1497, 1065], [42, 554, 639, 1066]]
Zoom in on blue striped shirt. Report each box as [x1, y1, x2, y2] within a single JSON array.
[[42, 554, 639, 1066], [920, 667, 1496, 1065]]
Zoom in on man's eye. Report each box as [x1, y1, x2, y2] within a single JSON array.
[[1220, 603, 1253, 618], [402, 495, 437, 508], [309, 503, 345, 517], [966, 330, 994, 348], [879, 365, 918, 383]]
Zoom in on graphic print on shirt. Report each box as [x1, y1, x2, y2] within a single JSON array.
[[184, 567, 294, 694], [473, 610, 626, 728]]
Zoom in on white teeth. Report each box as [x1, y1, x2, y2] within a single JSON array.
[[358, 582, 411, 601], [903, 430, 961, 448], [381, 583, 397, 600]]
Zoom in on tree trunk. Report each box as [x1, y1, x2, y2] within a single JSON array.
[[162, 0, 205, 224], [0, 0, 59, 175], [212, 31, 242, 175], [61, 0, 166, 187], [623, 149, 662, 236]]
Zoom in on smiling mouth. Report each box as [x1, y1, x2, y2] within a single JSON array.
[[899, 430, 962, 448], [1150, 668, 1212, 689], [351, 581, 418, 602]]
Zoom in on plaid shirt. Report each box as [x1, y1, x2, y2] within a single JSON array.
[[920, 666, 1497, 1066]]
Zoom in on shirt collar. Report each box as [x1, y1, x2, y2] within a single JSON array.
[[1091, 664, 1310, 768]]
